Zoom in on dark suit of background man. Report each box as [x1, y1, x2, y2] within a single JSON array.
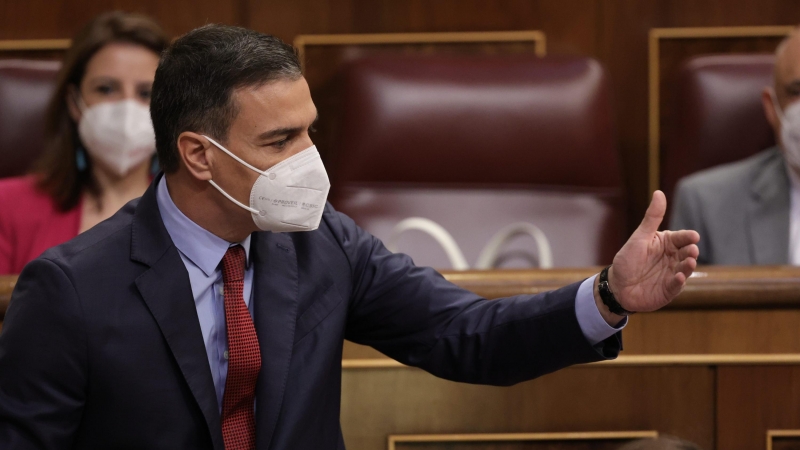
[[0, 25, 700, 450]]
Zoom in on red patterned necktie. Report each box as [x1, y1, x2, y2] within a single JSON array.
[[221, 245, 261, 450]]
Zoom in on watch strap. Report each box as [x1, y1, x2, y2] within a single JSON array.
[[598, 265, 634, 316]]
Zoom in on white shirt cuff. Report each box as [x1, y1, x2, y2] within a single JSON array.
[[575, 274, 627, 346]]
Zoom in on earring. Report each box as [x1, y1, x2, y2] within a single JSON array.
[[75, 146, 87, 172], [150, 155, 160, 176]]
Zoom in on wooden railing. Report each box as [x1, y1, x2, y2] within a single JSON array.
[[441, 266, 800, 309]]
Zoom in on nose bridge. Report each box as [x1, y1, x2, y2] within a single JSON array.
[[121, 81, 147, 104]]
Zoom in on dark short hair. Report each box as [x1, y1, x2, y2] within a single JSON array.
[[151, 24, 302, 173], [35, 11, 168, 211]]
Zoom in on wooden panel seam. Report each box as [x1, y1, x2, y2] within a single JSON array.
[[767, 429, 800, 450], [293, 30, 547, 72], [388, 431, 658, 450], [342, 353, 800, 370], [0, 39, 71, 50]]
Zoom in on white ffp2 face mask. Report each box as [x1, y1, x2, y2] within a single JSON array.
[[771, 89, 800, 171], [204, 136, 331, 233], [78, 99, 156, 176]]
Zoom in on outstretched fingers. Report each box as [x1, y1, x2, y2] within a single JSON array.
[[665, 256, 697, 298], [677, 243, 700, 261], [675, 256, 697, 279], [667, 229, 701, 249], [666, 271, 687, 298]]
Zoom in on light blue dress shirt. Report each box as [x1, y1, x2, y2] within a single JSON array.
[[155, 178, 625, 410], [157, 177, 254, 411]]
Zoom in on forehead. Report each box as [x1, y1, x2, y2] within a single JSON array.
[[230, 77, 316, 129], [84, 42, 159, 80]]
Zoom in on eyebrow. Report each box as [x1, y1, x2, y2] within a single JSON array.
[[786, 80, 800, 91], [86, 76, 121, 85], [256, 113, 319, 141]]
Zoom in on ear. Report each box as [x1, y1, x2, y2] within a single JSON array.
[[66, 85, 82, 124], [177, 132, 214, 181], [763, 86, 781, 136]]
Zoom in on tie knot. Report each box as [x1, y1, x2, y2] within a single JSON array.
[[221, 245, 246, 283]]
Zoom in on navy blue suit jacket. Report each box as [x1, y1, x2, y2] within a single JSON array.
[[0, 177, 621, 449]]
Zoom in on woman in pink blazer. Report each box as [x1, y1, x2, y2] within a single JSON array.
[[0, 12, 168, 274]]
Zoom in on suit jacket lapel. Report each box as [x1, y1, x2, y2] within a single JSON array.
[[251, 231, 299, 449], [747, 149, 791, 264], [131, 176, 224, 450]]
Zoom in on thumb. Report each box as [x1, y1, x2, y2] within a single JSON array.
[[636, 190, 667, 236]]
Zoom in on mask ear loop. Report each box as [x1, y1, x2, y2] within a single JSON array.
[[770, 87, 786, 121], [204, 135, 262, 215], [204, 135, 266, 176], [208, 180, 260, 214]]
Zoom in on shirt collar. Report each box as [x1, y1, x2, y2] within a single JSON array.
[[156, 176, 251, 277]]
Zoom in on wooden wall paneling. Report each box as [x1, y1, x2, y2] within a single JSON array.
[[0, 39, 71, 61], [717, 366, 800, 450], [0, 40, 71, 51], [623, 310, 800, 355], [0, 0, 243, 40], [342, 354, 800, 368], [649, 27, 792, 194], [244, 0, 597, 51], [295, 31, 547, 69], [596, 0, 664, 231], [388, 431, 658, 450], [767, 430, 800, 450], [340, 365, 715, 450]]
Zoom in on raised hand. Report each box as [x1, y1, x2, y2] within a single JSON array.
[[607, 190, 700, 313]]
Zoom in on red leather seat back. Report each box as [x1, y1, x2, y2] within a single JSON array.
[[332, 55, 624, 268], [0, 60, 61, 179], [336, 55, 619, 188], [662, 54, 776, 202]]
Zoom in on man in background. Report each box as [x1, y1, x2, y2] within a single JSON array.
[[671, 28, 800, 265]]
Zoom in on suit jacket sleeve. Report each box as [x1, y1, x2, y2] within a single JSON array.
[[325, 206, 621, 386], [670, 179, 710, 265], [0, 258, 87, 449]]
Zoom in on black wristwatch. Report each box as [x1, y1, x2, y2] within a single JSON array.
[[598, 265, 634, 316]]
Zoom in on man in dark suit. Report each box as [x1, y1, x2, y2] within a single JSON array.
[[0, 25, 700, 450]]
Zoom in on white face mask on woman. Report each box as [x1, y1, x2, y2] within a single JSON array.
[[204, 135, 331, 233], [77, 99, 156, 176], [770, 88, 800, 171]]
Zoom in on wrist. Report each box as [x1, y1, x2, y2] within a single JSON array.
[[593, 272, 626, 327]]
